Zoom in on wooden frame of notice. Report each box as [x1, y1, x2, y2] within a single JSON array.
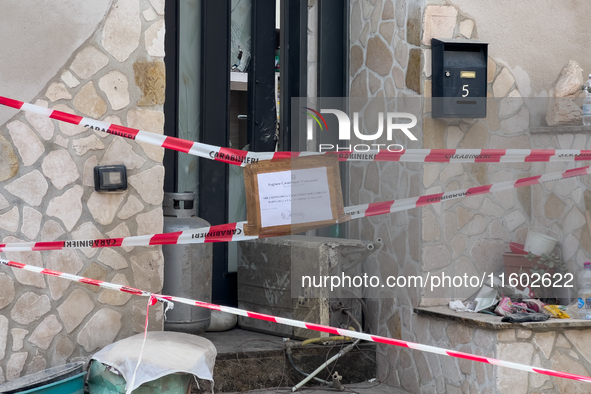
[[243, 156, 348, 237]]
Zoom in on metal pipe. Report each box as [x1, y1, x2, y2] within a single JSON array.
[[340, 238, 381, 257], [332, 372, 345, 391], [302, 336, 350, 346], [340, 243, 374, 256], [292, 339, 360, 391], [286, 349, 333, 386], [340, 238, 382, 272]]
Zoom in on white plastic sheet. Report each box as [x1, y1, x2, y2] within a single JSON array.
[[91, 331, 216, 392]]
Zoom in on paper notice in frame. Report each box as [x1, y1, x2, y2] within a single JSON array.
[[257, 166, 333, 227], [243, 156, 348, 237]]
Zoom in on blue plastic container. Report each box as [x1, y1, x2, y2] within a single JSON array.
[[18, 372, 86, 394]]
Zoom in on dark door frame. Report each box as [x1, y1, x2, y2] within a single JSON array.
[[318, 0, 348, 99], [199, 0, 233, 306], [279, 0, 308, 152], [164, 1, 233, 306], [163, 0, 179, 193], [164, 0, 347, 305], [248, 0, 277, 153]]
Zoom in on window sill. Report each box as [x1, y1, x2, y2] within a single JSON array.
[[414, 305, 591, 331], [530, 125, 591, 134]]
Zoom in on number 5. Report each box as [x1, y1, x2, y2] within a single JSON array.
[[462, 85, 469, 97]]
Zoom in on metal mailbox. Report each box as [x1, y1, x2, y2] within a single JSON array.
[[431, 38, 488, 118]]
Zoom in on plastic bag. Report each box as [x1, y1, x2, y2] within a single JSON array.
[[91, 331, 216, 392], [543, 305, 570, 319], [463, 285, 498, 312]]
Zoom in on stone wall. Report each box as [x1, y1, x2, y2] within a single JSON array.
[[348, 0, 424, 389], [0, 0, 166, 382], [496, 325, 591, 394], [380, 313, 498, 393], [350, 0, 420, 98], [386, 312, 591, 394], [419, 4, 534, 304], [417, 2, 591, 299], [530, 134, 591, 276]]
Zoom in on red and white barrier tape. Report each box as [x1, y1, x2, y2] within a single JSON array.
[[1, 166, 589, 253], [345, 165, 591, 219], [2, 96, 591, 165], [1, 258, 589, 385], [0, 221, 256, 252]]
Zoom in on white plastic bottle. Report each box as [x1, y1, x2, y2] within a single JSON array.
[[583, 74, 591, 126], [577, 261, 591, 319]]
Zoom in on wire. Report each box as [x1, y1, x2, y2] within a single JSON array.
[[286, 350, 333, 386], [234, 338, 294, 393]]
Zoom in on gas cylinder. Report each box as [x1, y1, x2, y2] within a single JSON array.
[[162, 192, 212, 334]]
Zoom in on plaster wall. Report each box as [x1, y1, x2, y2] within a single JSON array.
[[0, 1, 113, 126], [447, 0, 591, 98], [0, 0, 166, 382]]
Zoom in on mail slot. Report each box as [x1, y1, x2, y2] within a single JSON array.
[[431, 38, 488, 118]]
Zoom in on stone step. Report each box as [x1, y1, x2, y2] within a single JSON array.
[[192, 328, 378, 393]]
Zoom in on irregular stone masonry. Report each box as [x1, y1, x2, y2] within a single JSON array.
[[1, 165, 589, 253], [0, 0, 166, 381]]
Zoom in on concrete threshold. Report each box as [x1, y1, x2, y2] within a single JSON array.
[[192, 328, 379, 393], [225, 382, 410, 394]]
